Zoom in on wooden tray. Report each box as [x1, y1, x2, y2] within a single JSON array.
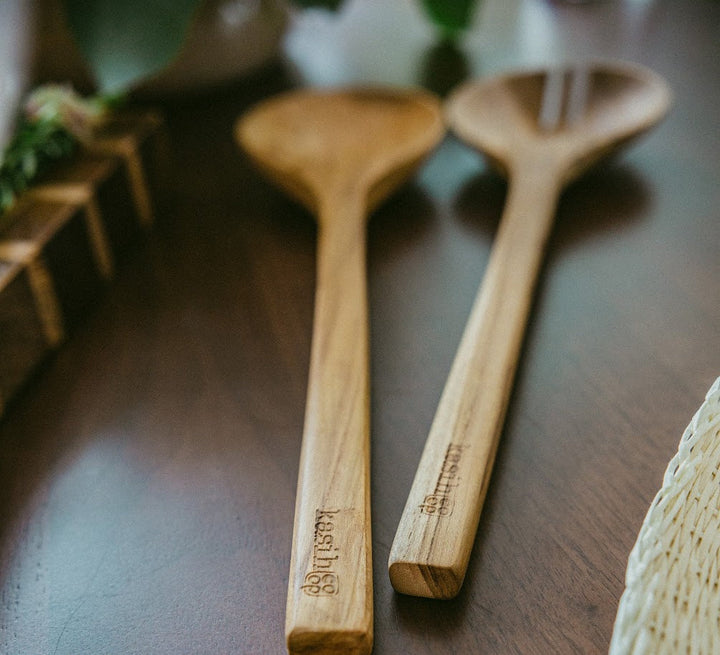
[[0, 109, 168, 418], [0, 259, 53, 415]]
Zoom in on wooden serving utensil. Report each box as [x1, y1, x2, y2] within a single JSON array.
[[236, 88, 443, 653], [389, 63, 671, 599]]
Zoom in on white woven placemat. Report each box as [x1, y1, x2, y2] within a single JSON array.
[[609, 376, 720, 655]]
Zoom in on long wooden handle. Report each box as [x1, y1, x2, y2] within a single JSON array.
[[286, 197, 373, 654], [388, 164, 562, 599]]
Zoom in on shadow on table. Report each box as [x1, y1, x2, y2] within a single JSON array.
[[452, 161, 654, 254], [388, 489, 494, 639], [368, 183, 439, 262]]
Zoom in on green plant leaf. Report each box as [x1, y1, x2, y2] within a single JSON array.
[[62, 0, 200, 92], [420, 0, 478, 37]]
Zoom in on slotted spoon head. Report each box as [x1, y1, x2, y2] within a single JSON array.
[[445, 62, 672, 184]]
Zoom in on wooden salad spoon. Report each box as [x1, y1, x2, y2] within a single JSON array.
[[389, 62, 671, 599], [236, 88, 443, 653]]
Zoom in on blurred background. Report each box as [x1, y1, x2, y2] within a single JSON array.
[[1, 0, 668, 144]]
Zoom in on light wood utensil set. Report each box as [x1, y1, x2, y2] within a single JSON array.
[[236, 62, 671, 654]]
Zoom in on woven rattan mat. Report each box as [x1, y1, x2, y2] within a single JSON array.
[[610, 376, 720, 654]]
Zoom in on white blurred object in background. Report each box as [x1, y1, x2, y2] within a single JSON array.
[[0, 0, 33, 149]]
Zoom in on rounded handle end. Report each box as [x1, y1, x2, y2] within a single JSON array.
[[287, 626, 372, 655], [388, 559, 464, 600]]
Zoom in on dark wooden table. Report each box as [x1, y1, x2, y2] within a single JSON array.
[[2, 1, 720, 653]]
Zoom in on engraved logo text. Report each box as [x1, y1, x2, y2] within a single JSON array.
[[301, 509, 340, 596], [419, 443, 466, 517]]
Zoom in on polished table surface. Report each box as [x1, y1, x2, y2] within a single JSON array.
[[2, 1, 720, 653]]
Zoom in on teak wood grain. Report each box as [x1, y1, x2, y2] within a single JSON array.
[[236, 88, 444, 654], [389, 63, 671, 599]]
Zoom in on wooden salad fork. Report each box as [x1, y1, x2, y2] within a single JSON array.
[[389, 63, 671, 600]]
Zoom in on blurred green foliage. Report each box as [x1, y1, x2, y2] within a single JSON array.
[[63, 0, 199, 91], [420, 0, 478, 37], [0, 118, 75, 213]]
